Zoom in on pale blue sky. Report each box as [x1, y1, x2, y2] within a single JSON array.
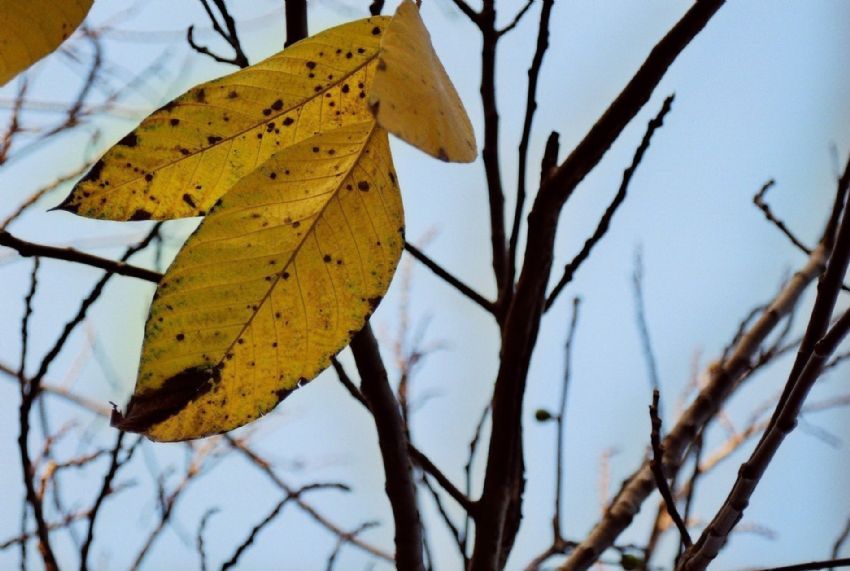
[[1, 1, 849, 569]]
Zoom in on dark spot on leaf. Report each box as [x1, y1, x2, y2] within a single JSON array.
[[306, 61, 316, 69], [130, 209, 151, 221], [357, 47, 365, 54], [357, 181, 370, 191], [118, 133, 138, 147], [176, 333, 185, 341], [438, 147, 449, 162], [323, 254, 332, 263], [269, 172, 277, 179], [228, 90, 238, 99], [82, 160, 105, 183], [372, 26, 381, 35], [275, 387, 295, 401], [158, 101, 177, 113], [195, 89, 206, 103], [111, 365, 220, 434], [389, 171, 396, 184], [271, 99, 284, 110], [170, 118, 180, 126], [282, 272, 290, 280], [145, 173, 154, 182], [182, 194, 196, 208], [367, 296, 382, 311], [207, 135, 222, 144], [292, 221, 300, 228], [283, 117, 294, 126], [345, 52, 353, 59], [312, 146, 320, 153], [262, 108, 272, 116], [342, 84, 350, 94]]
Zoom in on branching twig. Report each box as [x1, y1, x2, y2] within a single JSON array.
[[187, 0, 249, 68], [545, 94, 675, 310], [648, 389, 692, 549]]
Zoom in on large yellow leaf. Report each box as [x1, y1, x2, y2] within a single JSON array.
[[56, 16, 391, 221], [368, 0, 476, 163], [112, 121, 403, 441], [0, 0, 92, 86]]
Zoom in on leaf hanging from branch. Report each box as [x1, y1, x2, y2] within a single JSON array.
[[113, 121, 404, 441], [0, 0, 92, 86], [369, 0, 477, 163], [57, 16, 391, 221]]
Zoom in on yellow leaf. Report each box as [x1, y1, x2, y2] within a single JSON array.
[[113, 121, 403, 441], [0, 0, 92, 86], [57, 16, 391, 221], [368, 0, 476, 163]]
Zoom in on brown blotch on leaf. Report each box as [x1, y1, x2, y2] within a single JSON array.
[[227, 90, 238, 99], [118, 133, 138, 147], [207, 135, 222, 145], [130, 209, 152, 221], [271, 99, 284, 111], [357, 181, 370, 192], [367, 296, 382, 311], [437, 147, 449, 162], [275, 386, 295, 401], [282, 117, 294, 126], [170, 118, 180, 126], [82, 160, 105, 183], [371, 26, 381, 35], [195, 89, 206, 103], [111, 365, 220, 434]]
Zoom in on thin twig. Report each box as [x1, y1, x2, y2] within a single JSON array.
[[754, 180, 812, 255], [648, 389, 692, 548], [221, 483, 349, 570], [404, 242, 495, 314], [545, 94, 675, 310]]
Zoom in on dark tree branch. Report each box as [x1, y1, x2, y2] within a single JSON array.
[[449, 0, 482, 26], [473, 0, 510, 312], [285, 0, 308, 47], [508, 0, 554, 290], [545, 94, 675, 310], [369, 0, 385, 16], [188, 0, 249, 68], [834, 514, 850, 559], [648, 389, 692, 549], [350, 324, 424, 571], [752, 557, 850, 571], [404, 242, 496, 314], [681, 181, 850, 569], [0, 230, 163, 283], [332, 356, 473, 512]]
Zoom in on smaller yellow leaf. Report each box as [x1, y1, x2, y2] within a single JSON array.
[[0, 0, 92, 86], [369, 0, 477, 163]]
